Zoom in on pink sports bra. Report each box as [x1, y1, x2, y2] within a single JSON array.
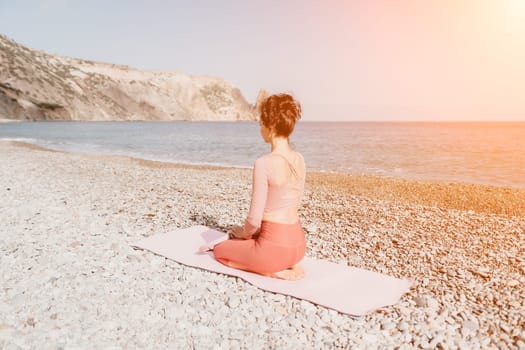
[[243, 152, 306, 235]]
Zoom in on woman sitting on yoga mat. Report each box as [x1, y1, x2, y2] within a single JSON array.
[[213, 93, 306, 280]]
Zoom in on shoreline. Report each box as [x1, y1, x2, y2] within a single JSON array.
[[0, 118, 22, 123], [8, 139, 524, 190], [1, 139, 524, 348], [9, 140, 525, 217]]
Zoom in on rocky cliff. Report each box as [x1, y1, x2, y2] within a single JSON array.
[[0, 34, 258, 121]]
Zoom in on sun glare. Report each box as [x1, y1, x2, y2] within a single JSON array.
[[499, 0, 525, 35]]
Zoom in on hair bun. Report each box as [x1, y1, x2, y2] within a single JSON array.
[[259, 93, 302, 137], [280, 99, 302, 121]]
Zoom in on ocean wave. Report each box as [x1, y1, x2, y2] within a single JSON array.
[[0, 137, 39, 143]]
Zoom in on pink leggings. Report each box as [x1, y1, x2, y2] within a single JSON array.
[[213, 220, 306, 274]]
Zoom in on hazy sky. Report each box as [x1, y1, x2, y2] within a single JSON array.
[[1, 0, 524, 121]]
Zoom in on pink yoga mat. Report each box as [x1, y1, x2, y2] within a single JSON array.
[[131, 225, 413, 316]]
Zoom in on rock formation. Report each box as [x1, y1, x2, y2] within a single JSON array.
[[254, 88, 269, 114], [0, 34, 258, 121]]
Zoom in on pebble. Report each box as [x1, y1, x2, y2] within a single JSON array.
[[0, 324, 14, 340], [507, 280, 519, 287], [397, 321, 409, 332], [227, 296, 241, 309], [462, 320, 478, 333], [429, 336, 442, 349], [500, 323, 512, 333], [413, 296, 427, 307], [519, 331, 525, 342], [426, 297, 439, 310]]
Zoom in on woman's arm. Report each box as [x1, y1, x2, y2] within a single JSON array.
[[242, 157, 268, 237]]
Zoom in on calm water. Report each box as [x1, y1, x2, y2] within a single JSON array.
[[1, 121, 524, 189]]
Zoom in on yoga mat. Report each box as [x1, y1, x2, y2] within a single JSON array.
[[131, 225, 413, 316]]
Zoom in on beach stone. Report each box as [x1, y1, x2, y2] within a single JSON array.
[[226, 296, 240, 308], [362, 333, 378, 343], [305, 224, 318, 234], [427, 297, 439, 310], [430, 334, 445, 349], [519, 331, 525, 341], [25, 317, 36, 327], [473, 268, 490, 278], [462, 320, 478, 333], [0, 324, 14, 341], [419, 339, 431, 349], [300, 300, 316, 313], [496, 340, 510, 350], [397, 321, 409, 332], [507, 280, 519, 287], [413, 296, 427, 307], [380, 320, 395, 331], [500, 323, 512, 333]]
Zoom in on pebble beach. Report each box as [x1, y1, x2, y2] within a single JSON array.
[[1, 140, 524, 349]]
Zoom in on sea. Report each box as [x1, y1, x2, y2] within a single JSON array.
[[1, 121, 524, 189]]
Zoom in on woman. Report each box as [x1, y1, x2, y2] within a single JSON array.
[[212, 93, 306, 280]]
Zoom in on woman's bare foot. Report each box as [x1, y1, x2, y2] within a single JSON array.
[[223, 261, 305, 280], [268, 265, 304, 281]]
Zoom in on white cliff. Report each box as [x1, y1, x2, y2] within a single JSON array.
[[0, 34, 259, 121]]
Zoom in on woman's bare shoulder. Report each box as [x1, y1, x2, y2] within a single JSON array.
[[254, 154, 273, 169], [256, 153, 273, 162], [292, 151, 305, 167]]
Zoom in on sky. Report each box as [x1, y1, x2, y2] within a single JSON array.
[[0, 0, 524, 121]]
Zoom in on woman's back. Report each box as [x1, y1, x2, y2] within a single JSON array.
[[261, 151, 305, 224]]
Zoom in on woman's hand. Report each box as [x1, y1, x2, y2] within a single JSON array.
[[228, 225, 251, 239]]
